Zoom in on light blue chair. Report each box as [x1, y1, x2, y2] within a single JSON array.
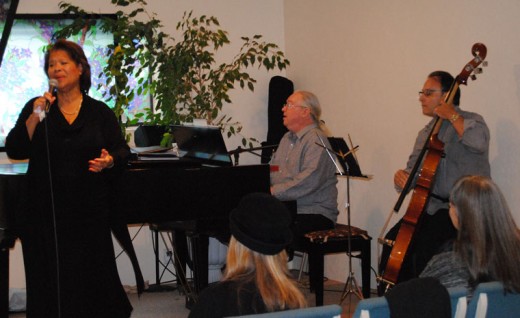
[[447, 286, 468, 318], [351, 286, 468, 318], [230, 304, 343, 318], [352, 296, 390, 318], [466, 281, 520, 318]]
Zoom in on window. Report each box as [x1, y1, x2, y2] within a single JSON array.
[[0, 14, 151, 149]]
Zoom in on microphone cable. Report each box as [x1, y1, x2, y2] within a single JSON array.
[[42, 99, 62, 318]]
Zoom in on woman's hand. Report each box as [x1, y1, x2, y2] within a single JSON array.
[[89, 149, 114, 173], [32, 97, 46, 114], [26, 94, 55, 138], [32, 92, 56, 113]]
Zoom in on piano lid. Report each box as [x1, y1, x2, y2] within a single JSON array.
[[171, 125, 233, 167]]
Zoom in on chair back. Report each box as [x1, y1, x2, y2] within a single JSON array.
[[352, 297, 390, 318], [447, 286, 467, 318], [466, 281, 520, 318], [352, 288, 470, 318], [353, 287, 468, 318], [230, 304, 342, 318]]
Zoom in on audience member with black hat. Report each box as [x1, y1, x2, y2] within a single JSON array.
[[188, 192, 307, 318]]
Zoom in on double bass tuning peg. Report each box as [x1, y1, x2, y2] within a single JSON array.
[[471, 64, 487, 80]]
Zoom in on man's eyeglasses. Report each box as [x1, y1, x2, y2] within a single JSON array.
[[283, 103, 308, 109], [418, 89, 443, 97]]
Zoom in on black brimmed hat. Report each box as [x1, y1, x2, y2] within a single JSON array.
[[229, 192, 293, 255]]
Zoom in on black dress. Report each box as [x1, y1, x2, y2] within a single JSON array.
[[6, 94, 132, 318], [188, 280, 268, 318]]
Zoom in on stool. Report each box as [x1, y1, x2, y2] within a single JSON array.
[[300, 223, 372, 306]]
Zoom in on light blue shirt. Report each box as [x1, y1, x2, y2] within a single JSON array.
[[270, 124, 338, 223], [404, 107, 490, 214]]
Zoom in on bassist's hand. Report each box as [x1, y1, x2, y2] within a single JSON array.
[[434, 101, 464, 137], [394, 169, 410, 192]]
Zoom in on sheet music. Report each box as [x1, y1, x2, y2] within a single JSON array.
[[327, 137, 371, 179], [131, 145, 179, 160], [131, 145, 173, 154]]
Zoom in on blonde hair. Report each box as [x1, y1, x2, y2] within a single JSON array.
[[223, 237, 307, 311]]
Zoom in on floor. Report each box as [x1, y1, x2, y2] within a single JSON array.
[[8, 271, 372, 317], [314, 276, 366, 318]]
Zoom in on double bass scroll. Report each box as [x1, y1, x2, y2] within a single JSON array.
[[378, 43, 488, 291]]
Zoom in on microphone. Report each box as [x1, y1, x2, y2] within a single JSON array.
[[45, 79, 58, 113]]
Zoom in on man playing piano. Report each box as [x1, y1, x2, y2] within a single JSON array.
[[270, 90, 339, 254]]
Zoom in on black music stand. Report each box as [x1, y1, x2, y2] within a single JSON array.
[[227, 144, 278, 166], [318, 135, 368, 303]]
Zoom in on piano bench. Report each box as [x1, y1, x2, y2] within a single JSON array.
[[298, 223, 372, 306]]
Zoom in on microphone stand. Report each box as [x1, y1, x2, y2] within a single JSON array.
[[338, 159, 364, 303], [316, 135, 363, 304], [42, 104, 62, 317], [228, 144, 278, 166]]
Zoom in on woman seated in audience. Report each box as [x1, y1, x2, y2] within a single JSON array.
[[420, 175, 520, 297], [188, 192, 307, 318]]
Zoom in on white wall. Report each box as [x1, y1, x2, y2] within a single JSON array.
[[5, 0, 286, 289], [284, 0, 520, 290], [5, 0, 520, 297]]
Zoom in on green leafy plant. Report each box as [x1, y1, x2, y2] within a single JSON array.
[[55, 0, 289, 146]]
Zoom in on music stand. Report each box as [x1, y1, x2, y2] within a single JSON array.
[[227, 144, 278, 166], [317, 135, 367, 303]]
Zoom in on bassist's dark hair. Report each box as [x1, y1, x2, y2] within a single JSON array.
[[429, 71, 461, 106]]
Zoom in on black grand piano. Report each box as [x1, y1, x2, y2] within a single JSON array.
[[117, 140, 271, 297], [0, 148, 270, 317]]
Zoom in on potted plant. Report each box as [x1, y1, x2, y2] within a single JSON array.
[[54, 0, 290, 147]]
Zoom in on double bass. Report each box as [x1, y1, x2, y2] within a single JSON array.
[[378, 43, 488, 291]]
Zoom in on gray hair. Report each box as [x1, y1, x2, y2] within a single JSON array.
[[295, 90, 321, 124]]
